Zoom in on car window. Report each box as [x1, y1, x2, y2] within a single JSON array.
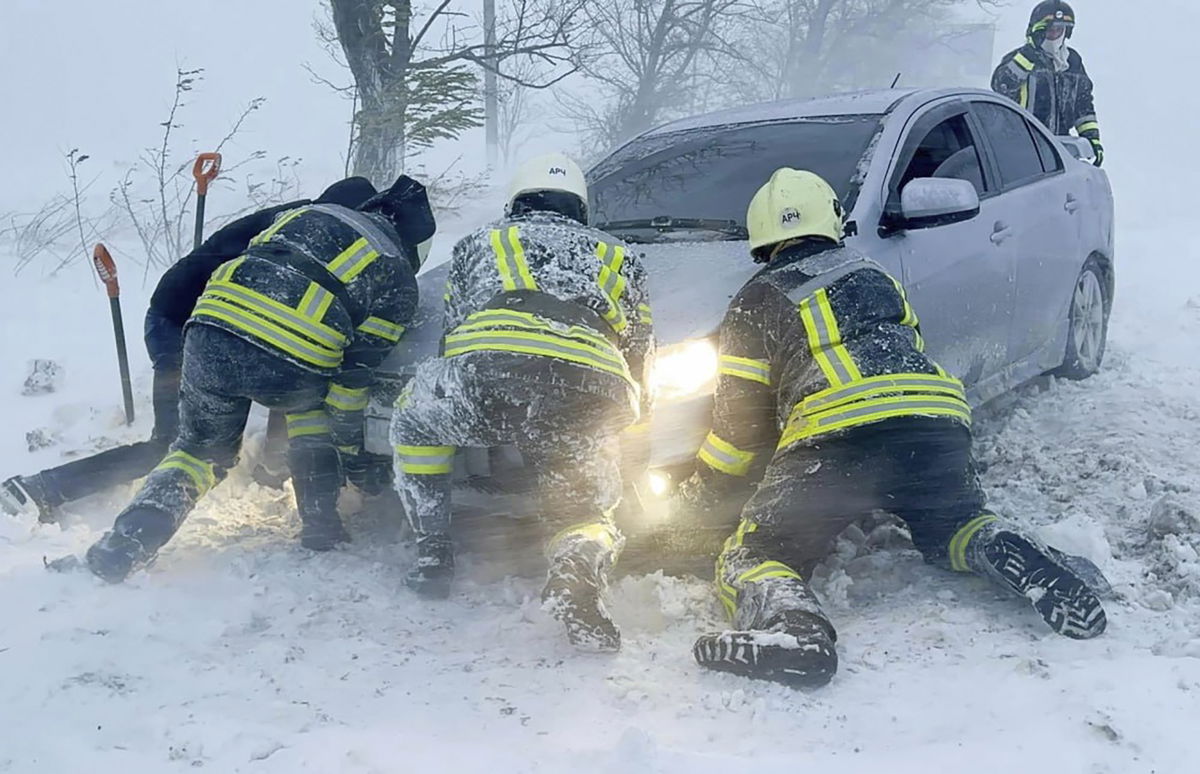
[[974, 102, 1045, 187], [589, 115, 882, 238], [1028, 120, 1064, 173], [897, 114, 987, 196]]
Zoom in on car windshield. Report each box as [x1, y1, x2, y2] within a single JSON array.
[[589, 115, 883, 243]]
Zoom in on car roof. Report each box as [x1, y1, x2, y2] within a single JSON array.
[[639, 87, 982, 137]]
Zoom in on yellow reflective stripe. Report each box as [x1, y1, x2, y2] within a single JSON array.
[[798, 289, 861, 387], [251, 207, 308, 246], [637, 303, 653, 324], [1014, 52, 1035, 71], [736, 560, 803, 585], [154, 450, 217, 495], [548, 521, 620, 555], [715, 519, 759, 620], [491, 228, 517, 291], [1019, 81, 1030, 109], [697, 432, 757, 476], [447, 326, 625, 367], [395, 444, 455, 475], [595, 242, 629, 333], [1076, 121, 1100, 135], [327, 237, 379, 282], [337, 445, 360, 455], [780, 394, 971, 449], [890, 277, 918, 328], [357, 316, 405, 343], [949, 513, 999, 572], [456, 309, 613, 348], [718, 355, 771, 386], [444, 330, 632, 383], [285, 410, 330, 438], [192, 300, 343, 369], [802, 373, 966, 414], [212, 257, 245, 283], [205, 280, 347, 348], [298, 283, 336, 322], [507, 226, 537, 291], [325, 383, 369, 412]]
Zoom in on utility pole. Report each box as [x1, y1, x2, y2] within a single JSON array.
[[483, 0, 498, 168]]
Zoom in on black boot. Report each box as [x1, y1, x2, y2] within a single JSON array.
[[542, 547, 620, 652], [299, 517, 350, 552], [1, 475, 53, 522], [693, 609, 839, 689], [406, 533, 455, 599], [967, 525, 1107, 640], [86, 506, 176, 583]]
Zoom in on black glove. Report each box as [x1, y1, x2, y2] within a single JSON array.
[[1089, 138, 1104, 167], [342, 451, 393, 496]]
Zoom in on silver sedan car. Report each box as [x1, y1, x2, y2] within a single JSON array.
[[365, 86, 1115, 522]]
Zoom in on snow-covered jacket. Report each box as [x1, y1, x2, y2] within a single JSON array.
[[689, 241, 969, 487], [442, 211, 655, 422], [992, 43, 1099, 141]]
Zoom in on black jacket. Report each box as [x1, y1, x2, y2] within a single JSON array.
[[143, 177, 378, 368], [992, 43, 1099, 140], [684, 241, 968, 497]]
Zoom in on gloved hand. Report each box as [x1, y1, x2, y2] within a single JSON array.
[[1089, 137, 1104, 167], [342, 451, 393, 496]]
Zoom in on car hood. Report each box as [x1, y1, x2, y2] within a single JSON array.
[[376, 240, 760, 376]]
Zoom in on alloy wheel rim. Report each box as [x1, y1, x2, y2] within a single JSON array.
[[1070, 271, 1105, 371]]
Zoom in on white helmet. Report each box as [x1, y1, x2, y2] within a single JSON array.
[[746, 168, 844, 261], [505, 153, 589, 224]]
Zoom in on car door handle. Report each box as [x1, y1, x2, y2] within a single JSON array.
[[990, 222, 1013, 245], [1065, 194, 1081, 214]]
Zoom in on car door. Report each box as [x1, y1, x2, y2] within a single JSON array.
[[880, 103, 1016, 390], [971, 99, 1079, 375]]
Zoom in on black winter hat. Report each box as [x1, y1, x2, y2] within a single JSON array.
[[315, 176, 378, 209], [359, 174, 437, 247]]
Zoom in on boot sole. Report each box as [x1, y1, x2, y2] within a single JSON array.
[[988, 532, 1107, 640], [694, 630, 838, 689]]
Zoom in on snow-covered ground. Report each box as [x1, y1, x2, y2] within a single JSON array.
[[4, 1, 1200, 770], [3, 216, 1198, 773]]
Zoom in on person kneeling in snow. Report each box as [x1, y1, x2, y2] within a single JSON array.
[[673, 168, 1108, 689], [0, 177, 378, 523], [84, 175, 435, 582], [390, 153, 654, 651]]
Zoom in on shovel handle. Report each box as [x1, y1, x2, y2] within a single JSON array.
[[192, 152, 222, 196], [93, 243, 120, 299]]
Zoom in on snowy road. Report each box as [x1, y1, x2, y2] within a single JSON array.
[[1, 220, 1198, 773]]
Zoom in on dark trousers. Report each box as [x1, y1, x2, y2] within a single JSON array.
[[390, 356, 634, 558], [718, 417, 988, 629], [113, 326, 338, 542]]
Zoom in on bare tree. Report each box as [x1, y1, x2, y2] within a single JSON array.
[[558, 0, 750, 154], [322, 0, 583, 185], [735, 0, 1005, 102]]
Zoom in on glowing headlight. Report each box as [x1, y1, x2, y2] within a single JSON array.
[[647, 470, 671, 497], [650, 339, 718, 400]]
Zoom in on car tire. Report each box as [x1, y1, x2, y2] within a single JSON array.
[[1055, 258, 1110, 380]]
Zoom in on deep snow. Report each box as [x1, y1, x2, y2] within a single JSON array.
[[4, 1, 1200, 771]]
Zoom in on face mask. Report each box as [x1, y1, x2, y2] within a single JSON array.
[[1041, 33, 1070, 71]]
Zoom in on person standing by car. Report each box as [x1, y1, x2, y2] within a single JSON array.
[[83, 175, 434, 582], [390, 153, 655, 652], [672, 168, 1108, 688], [0, 178, 379, 524], [992, 1, 1103, 165]]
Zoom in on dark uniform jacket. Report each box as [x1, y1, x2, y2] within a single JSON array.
[[442, 211, 655, 423], [690, 241, 969, 492], [992, 43, 1100, 141], [188, 204, 419, 452]]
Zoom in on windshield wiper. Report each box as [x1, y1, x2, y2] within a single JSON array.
[[594, 216, 748, 241]]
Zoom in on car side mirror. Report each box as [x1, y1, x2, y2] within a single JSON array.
[[899, 178, 980, 230]]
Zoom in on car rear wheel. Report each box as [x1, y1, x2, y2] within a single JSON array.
[[1055, 258, 1109, 380]]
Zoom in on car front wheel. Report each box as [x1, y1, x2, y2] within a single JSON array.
[[1055, 258, 1110, 380]]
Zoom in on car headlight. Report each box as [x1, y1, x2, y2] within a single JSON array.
[[651, 339, 718, 400]]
